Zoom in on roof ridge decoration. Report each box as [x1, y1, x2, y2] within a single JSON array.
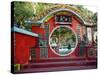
[[32, 4, 95, 25]]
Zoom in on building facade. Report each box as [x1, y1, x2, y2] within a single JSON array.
[[11, 3, 97, 73]]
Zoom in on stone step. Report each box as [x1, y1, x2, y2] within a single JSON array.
[[19, 65, 97, 73], [29, 57, 96, 63], [22, 60, 96, 69]]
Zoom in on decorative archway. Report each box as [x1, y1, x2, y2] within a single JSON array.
[[41, 8, 85, 25]]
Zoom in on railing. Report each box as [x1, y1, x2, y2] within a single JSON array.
[[75, 43, 97, 59]]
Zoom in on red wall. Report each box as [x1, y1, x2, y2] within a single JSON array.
[[32, 26, 45, 37], [46, 16, 81, 58], [31, 15, 83, 59], [14, 32, 38, 64]]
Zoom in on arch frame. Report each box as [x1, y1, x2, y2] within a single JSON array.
[[40, 8, 85, 25]]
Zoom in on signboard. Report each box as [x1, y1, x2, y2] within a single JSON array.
[[55, 15, 72, 24]]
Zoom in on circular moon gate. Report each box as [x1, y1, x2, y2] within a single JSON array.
[[49, 26, 78, 56]]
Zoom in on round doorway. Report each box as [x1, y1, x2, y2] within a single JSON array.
[[49, 26, 78, 56]]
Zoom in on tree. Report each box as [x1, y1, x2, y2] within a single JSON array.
[[14, 2, 35, 29], [92, 12, 97, 24], [76, 5, 94, 23]]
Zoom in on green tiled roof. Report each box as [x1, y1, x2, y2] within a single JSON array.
[[32, 4, 95, 25]]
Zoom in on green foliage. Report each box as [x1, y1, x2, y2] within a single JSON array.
[[92, 13, 97, 24], [71, 34, 76, 42], [51, 27, 76, 46], [13, 2, 96, 30], [14, 2, 34, 18], [76, 5, 96, 23], [14, 2, 34, 29]]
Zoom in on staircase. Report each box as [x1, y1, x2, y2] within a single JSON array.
[[18, 57, 97, 73]]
